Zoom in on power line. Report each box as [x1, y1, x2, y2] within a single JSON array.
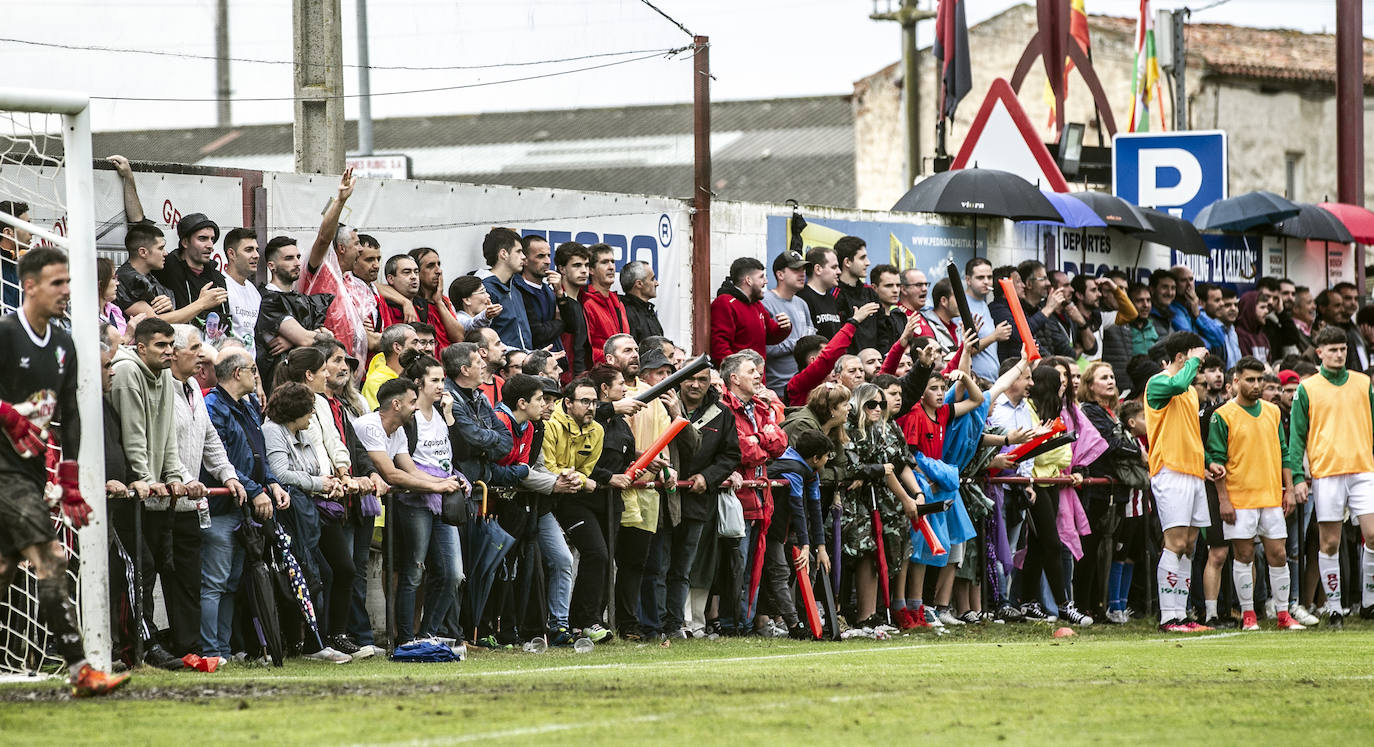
[[638, 0, 695, 39], [0, 36, 678, 73], [90, 47, 692, 103]]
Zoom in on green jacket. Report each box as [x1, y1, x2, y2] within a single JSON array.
[[109, 345, 185, 485]]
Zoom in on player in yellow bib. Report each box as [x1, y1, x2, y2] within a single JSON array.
[[1204, 357, 1304, 631], [1285, 326, 1374, 628], [1143, 332, 1210, 632]]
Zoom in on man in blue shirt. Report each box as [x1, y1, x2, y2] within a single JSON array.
[[480, 228, 533, 351], [960, 258, 1011, 382]]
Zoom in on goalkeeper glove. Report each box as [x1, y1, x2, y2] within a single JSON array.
[[56, 461, 91, 529], [0, 401, 46, 459]]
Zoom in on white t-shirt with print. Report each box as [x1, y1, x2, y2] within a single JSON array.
[[352, 411, 407, 462], [225, 275, 261, 350], [410, 406, 453, 473]]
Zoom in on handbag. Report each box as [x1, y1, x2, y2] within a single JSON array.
[[1107, 420, 1150, 489], [716, 489, 746, 539], [440, 490, 471, 526]]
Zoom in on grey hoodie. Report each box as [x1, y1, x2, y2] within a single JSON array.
[[110, 345, 185, 488]]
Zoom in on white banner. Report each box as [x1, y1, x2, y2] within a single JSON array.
[[266, 173, 695, 349], [0, 165, 245, 266]]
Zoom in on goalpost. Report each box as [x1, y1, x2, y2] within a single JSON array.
[[0, 88, 108, 677]]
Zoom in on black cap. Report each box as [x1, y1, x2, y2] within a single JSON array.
[[177, 213, 220, 242], [537, 376, 563, 398], [772, 250, 807, 274], [639, 346, 674, 372]]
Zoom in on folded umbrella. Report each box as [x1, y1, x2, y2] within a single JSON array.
[[463, 508, 516, 640], [869, 487, 891, 625], [235, 513, 285, 667], [270, 520, 326, 653], [1194, 190, 1300, 232]]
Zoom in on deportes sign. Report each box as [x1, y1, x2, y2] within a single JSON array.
[[1113, 130, 1227, 221]]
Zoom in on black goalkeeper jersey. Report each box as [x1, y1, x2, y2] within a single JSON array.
[[0, 311, 80, 483]]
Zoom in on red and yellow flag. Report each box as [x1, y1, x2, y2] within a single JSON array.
[[1045, 0, 1090, 134]]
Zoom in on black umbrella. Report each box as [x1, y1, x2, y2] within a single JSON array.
[[1194, 191, 1300, 232], [236, 514, 286, 667], [785, 199, 807, 254], [1276, 203, 1354, 243], [892, 168, 1063, 222], [1066, 191, 1155, 233], [1136, 207, 1209, 257]]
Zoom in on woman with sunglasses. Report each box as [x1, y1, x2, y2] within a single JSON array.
[[839, 383, 926, 628]]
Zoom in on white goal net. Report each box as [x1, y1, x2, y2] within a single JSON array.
[[0, 89, 107, 679]]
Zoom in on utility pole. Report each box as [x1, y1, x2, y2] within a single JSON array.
[[292, 0, 345, 174], [870, 0, 937, 183], [1336, 0, 1365, 297], [691, 35, 711, 356], [215, 0, 231, 126], [1170, 8, 1187, 130], [356, 0, 373, 156]]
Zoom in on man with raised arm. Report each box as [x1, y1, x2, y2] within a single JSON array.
[[296, 169, 369, 359]]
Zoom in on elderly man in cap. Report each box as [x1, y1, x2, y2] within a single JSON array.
[[152, 212, 233, 342], [761, 250, 816, 397], [632, 344, 703, 640]]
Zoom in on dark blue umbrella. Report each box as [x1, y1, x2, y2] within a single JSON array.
[[462, 511, 516, 640], [1136, 207, 1209, 256], [1022, 191, 1107, 228], [1276, 203, 1354, 243], [1194, 190, 1300, 232], [1067, 191, 1154, 233]]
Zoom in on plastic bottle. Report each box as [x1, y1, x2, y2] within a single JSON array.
[[196, 496, 212, 529], [573, 637, 594, 653]]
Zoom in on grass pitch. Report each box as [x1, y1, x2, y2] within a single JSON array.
[[2, 621, 1372, 745]]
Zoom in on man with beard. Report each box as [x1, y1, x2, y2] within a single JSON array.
[[709, 257, 791, 365], [256, 236, 335, 383], [797, 248, 843, 339], [517, 235, 566, 352], [297, 169, 369, 359], [222, 228, 261, 352], [377, 248, 462, 349], [153, 213, 233, 340], [349, 234, 383, 352], [555, 242, 593, 380]]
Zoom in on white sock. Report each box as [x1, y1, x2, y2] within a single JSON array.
[[1362, 545, 1374, 608], [1318, 551, 1342, 612], [1269, 564, 1291, 611], [1204, 599, 1219, 620], [1177, 554, 1194, 618], [1157, 550, 1181, 622], [1233, 563, 1254, 613]]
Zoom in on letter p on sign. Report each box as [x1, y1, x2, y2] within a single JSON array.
[[1113, 131, 1227, 222]]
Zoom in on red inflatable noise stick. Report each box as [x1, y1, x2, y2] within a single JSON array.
[[791, 546, 823, 639], [623, 417, 690, 477], [990, 417, 1067, 475], [911, 516, 947, 556], [997, 278, 1042, 362]]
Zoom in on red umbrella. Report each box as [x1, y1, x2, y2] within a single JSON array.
[[1317, 202, 1374, 244], [870, 488, 891, 625]]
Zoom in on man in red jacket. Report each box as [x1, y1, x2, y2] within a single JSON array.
[[709, 257, 791, 365], [581, 243, 630, 365], [717, 351, 789, 630]]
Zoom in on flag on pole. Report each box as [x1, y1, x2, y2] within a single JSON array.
[[1128, 0, 1165, 132], [934, 0, 972, 119], [1045, 0, 1091, 132]]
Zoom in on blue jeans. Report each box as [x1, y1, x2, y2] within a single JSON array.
[[640, 518, 705, 633], [199, 512, 244, 658], [347, 517, 375, 645], [533, 512, 574, 630], [394, 502, 462, 643]]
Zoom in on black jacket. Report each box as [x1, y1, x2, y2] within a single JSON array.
[[621, 293, 664, 344], [1080, 401, 1140, 504], [875, 306, 905, 354], [558, 294, 591, 378], [767, 454, 821, 547], [798, 284, 843, 339], [572, 403, 637, 515], [153, 249, 233, 337], [990, 295, 1073, 361], [679, 389, 742, 523], [835, 279, 880, 353]]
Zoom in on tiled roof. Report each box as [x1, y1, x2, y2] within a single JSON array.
[[1085, 13, 1374, 86], [92, 95, 856, 207]]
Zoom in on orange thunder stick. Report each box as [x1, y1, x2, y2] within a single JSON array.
[[997, 277, 1042, 362]]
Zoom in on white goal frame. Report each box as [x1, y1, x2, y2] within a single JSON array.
[[0, 87, 108, 673]]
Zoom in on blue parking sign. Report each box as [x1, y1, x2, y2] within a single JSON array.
[[1113, 131, 1227, 221]]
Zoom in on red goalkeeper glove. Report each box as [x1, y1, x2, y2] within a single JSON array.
[[56, 461, 91, 529], [0, 401, 46, 459]]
